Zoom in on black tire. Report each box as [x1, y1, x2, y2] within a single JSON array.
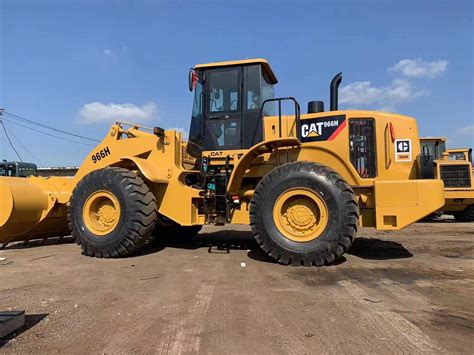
[[69, 167, 157, 257], [420, 212, 443, 222], [250, 161, 359, 266], [453, 205, 474, 222], [153, 214, 202, 241]]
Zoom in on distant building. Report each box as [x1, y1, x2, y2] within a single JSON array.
[[37, 166, 78, 177]]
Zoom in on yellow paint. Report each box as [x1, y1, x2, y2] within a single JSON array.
[[194, 58, 277, 84], [83, 191, 121, 236], [0, 59, 450, 244], [273, 188, 328, 242], [374, 180, 445, 229]]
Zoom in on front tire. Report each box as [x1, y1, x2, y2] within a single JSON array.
[[250, 162, 359, 266], [69, 167, 157, 257]]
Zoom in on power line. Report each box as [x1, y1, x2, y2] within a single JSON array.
[[0, 120, 23, 161], [3, 122, 44, 166], [1, 117, 96, 147], [3, 111, 100, 143]]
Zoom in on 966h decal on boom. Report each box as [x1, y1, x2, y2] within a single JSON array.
[[300, 115, 346, 142]]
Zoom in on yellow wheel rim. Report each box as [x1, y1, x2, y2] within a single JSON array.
[[273, 188, 328, 242], [83, 190, 121, 236]]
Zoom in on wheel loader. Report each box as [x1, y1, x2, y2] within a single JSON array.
[[420, 137, 474, 222], [0, 58, 445, 265]]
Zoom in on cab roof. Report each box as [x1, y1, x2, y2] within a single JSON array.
[[194, 58, 278, 84], [420, 136, 448, 142]]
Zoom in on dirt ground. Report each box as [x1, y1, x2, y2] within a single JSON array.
[[0, 220, 473, 354]]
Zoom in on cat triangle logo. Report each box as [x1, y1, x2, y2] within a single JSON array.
[[307, 129, 319, 137]]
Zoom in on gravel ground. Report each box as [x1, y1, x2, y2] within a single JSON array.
[[0, 221, 473, 353]]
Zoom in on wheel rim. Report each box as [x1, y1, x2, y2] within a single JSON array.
[[83, 190, 121, 236], [273, 188, 328, 242]]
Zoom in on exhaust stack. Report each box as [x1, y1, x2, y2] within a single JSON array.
[[330, 72, 342, 111]]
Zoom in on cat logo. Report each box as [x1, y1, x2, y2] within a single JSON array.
[[301, 122, 324, 138], [394, 139, 412, 162], [300, 115, 346, 142]]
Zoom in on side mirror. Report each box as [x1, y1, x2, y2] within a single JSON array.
[[188, 69, 194, 92]]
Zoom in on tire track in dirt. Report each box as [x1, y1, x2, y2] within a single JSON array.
[[326, 287, 405, 352], [245, 263, 335, 353], [157, 265, 220, 354], [99, 288, 171, 352], [377, 278, 433, 310], [339, 279, 443, 353]]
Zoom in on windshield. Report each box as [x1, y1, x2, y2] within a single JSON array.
[[449, 152, 466, 161], [187, 78, 204, 155]]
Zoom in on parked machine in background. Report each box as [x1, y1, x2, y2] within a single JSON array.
[[420, 137, 474, 222], [447, 147, 473, 163], [0, 59, 446, 265], [0, 161, 37, 177]]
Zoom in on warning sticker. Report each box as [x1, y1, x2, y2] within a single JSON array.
[[394, 139, 412, 162]]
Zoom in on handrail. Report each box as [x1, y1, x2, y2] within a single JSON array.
[[384, 123, 392, 169], [252, 97, 301, 144]]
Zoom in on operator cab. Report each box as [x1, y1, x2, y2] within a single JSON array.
[[187, 59, 277, 158], [420, 137, 447, 160]]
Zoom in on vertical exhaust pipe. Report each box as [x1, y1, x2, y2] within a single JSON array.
[[330, 72, 342, 111]]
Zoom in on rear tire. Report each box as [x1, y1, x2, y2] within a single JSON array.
[[453, 205, 474, 222], [250, 161, 359, 266], [69, 167, 157, 257]]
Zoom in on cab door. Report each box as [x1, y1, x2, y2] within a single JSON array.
[[203, 67, 242, 151]]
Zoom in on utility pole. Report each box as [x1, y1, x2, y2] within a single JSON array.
[[0, 108, 23, 162], [0, 108, 4, 161]]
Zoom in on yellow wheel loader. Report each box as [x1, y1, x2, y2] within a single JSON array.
[[0, 59, 445, 265], [420, 137, 474, 222]]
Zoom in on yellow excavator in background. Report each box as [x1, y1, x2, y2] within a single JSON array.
[[0, 59, 445, 266], [420, 137, 473, 221]]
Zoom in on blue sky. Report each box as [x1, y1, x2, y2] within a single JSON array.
[[0, 0, 472, 166]]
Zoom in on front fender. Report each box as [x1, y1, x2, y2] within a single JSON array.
[[119, 157, 169, 184]]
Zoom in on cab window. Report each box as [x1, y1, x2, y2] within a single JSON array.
[[207, 69, 240, 113], [261, 72, 275, 115], [449, 152, 465, 160]]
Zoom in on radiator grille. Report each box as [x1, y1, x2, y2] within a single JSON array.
[[440, 165, 471, 188]]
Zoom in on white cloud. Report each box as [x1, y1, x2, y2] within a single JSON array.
[[339, 78, 429, 111], [389, 58, 448, 78], [456, 124, 474, 136], [78, 101, 158, 124], [103, 49, 114, 56]]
